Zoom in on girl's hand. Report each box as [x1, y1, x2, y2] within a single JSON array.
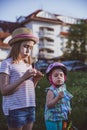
[[36, 70, 44, 77], [33, 71, 44, 87], [58, 91, 64, 99], [22, 69, 37, 81], [34, 70, 44, 81]]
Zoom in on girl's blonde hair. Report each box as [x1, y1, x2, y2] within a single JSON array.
[[7, 41, 32, 64]]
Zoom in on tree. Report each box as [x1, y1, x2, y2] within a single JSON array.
[[64, 20, 87, 61]]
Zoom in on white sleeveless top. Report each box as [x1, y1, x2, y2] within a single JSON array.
[[0, 58, 36, 115]]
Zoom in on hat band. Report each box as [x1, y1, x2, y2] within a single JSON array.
[[13, 33, 37, 39], [9, 33, 38, 46]]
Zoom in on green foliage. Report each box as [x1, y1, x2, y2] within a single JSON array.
[[64, 20, 87, 61], [66, 72, 87, 130], [68, 20, 87, 44], [33, 76, 49, 130], [34, 72, 87, 130], [0, 72, 87, 130]]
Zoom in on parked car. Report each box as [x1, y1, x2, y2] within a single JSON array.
[[62, 60, 87, 71], [35, 61, 49, 73]]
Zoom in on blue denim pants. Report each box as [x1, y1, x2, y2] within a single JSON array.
[[6, 107, 35, 128]]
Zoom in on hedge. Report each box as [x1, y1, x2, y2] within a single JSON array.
[[0, 71, 87, 130]]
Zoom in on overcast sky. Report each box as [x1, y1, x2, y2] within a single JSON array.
[[0, 0, 87, 22]]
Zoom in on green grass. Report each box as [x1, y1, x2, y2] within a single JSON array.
[[0, 71, 87, 130]]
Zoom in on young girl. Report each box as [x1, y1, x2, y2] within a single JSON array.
[[0, 27, 44, 130], [44, 62, 73, 130]]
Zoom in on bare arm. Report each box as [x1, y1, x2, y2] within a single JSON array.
[[46, 90, 64, 108], [0, 73, 24, 96], [0, 69, 36, 96]]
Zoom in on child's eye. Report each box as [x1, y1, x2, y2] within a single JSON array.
[[60, 73, 63, 77], [54, 73, 63, 77], [54, 74, 58, 77], [24, 45, 32, 50], [24, 45, 28, 48], [60, 74, 62, 76]]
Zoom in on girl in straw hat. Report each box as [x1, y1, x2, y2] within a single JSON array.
[[0, 27, 44, 130]]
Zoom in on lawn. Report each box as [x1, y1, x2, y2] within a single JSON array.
[[0, 71, 87, 130]]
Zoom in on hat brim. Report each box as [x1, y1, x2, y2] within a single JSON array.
[[8, 35, 38, 46]]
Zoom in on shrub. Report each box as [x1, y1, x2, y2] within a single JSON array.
[[0, 72, 87, 130]]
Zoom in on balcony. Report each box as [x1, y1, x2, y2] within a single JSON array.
[[39, 33, 55, 39], [39, 28, 54, 39], [39, 42, 55, 51]]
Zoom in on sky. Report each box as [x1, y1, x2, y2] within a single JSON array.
[[0, 0, 87, 22]]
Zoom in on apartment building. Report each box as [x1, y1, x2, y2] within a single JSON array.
[[0, 9, 78, 61]]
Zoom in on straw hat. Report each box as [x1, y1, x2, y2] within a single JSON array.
[[8, 27, 38, 46]]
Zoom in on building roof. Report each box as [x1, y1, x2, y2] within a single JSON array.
[[19, 10, 63, 25], [0, 21, 20, 32], [0, 41, 10, 49]]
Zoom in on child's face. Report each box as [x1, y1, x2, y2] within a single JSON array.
[[51, 68, 65, 86], [20, 41, 34, 58]]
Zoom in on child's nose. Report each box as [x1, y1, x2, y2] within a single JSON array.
[[26, 48, 31, 53]]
